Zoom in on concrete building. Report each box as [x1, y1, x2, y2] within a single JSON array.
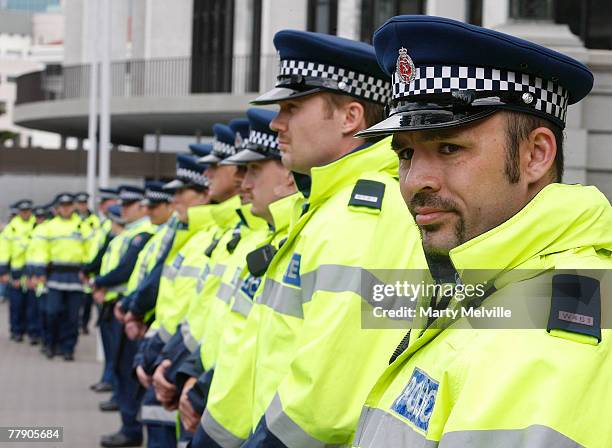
[[9, 0, 612, 211]]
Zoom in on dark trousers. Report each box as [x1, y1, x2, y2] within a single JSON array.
[[39, 293, 49, 348], [8, 285, 27, 337], [81, 292, 93, 330], [189, 425, 222, 448], [46, 288, 82, 354], [142, 386, 177, 448], [26, 289, 41, 338], [99, 303, 119, 398], [112, 316, 143, 441]]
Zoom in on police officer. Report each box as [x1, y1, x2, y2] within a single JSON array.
[[90, 204, 124, 402], [0, 199, 35, 342], [350, 16, 612, 448], [86, 189, 121, 393], [225, 30, 426, 448], [94, 185, 154, 448], [135, 154, 214, 448], [75, 191, 101, 334], [187, 108, 299, 447], [120, 181, 176, 342], [148, 123, 253, 447], [23, 204, 51, 347], [33, 193, 88, 360]]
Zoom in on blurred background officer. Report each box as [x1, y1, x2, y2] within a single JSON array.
[[135, 153, 212, 448], [92, 185, 154, 448], [0, 199, 35, 342], [120, 181, 176, 342], [75, 191, 101, 335], [351, 16, 612, 448], [231, 30, 427, 448], [22, 204, 51, 348], [33, 193, 87, 360], [89, 204, 124, 407], [187, 108, 299, 446], [28, 203, 54, 353], [147, 126, 248, 447], [88, 188, 120, 273], [84, 189, 120, 394]]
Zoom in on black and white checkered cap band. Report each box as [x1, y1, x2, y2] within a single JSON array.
[[177, 168, 209, 187], [392, 65, 569, 122], [249, 130, 278, 150], [213, 139, 236, 157], [279, 59, 390, 104], [119, 191, 144, 202], [145, 190, 172, 202]]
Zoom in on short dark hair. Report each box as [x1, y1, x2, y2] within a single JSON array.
[[504, 111, 564, 183]]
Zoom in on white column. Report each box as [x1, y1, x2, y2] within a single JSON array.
[[426, 0, 467, 22], [86, 0, 99, 209], [99, 0, 111, 188], [482, 0, 509, 29]]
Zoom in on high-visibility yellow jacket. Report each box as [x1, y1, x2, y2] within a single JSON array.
[[98, 217, 154, 301], [201, 193, 300, 447], [151, 196, 241, 343], [352, 183, 612, 448], [33, 213, 88, 291], [246, 138, 428, 446], [25, 220, 50, 278], [126, 215, 177, 298], [80, 212, 101, 261], [192, 204, 269, 371], [0, 215, 36, 280]]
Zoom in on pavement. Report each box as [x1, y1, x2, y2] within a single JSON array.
[[0, 299, 124, 448]]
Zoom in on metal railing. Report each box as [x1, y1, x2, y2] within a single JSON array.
[[15, 54, 278, 104]]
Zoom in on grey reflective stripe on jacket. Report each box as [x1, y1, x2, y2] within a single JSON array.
[[265, 393, 346, 448], [201, 409, 246, 448], [178, 264, 202, 279], [158, 325, 172, 343], [230, 290, 253, 318], [180, 320, 199, 353], [211, 264, 226, 277], [47, 280, 84, 292], [162, 264, 178, 281], [257, 265, 384, 319], [353, 406, 437, 447], [353, 406, 584, 448], [216, 282, 234, 304], [140, 404, 177, 424]]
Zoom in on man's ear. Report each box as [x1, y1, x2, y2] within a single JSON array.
[[522, 126, 557, 185], [340, 101, 366, 136]]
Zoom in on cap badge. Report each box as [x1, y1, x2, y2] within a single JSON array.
[[396, 47, 415, 84]]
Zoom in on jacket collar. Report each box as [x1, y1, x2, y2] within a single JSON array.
[[236, 204, 268, 230], [269, 192, 301, 233], [308, 137, 397, 208], [125, 216, 150, 231], [187, 204, 213, 231], [449, 183, 612, 285], [211, 195, 242, 229]]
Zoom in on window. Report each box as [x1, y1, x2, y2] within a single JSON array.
[[554, 0, 612, 50], [510, 0, 612, 50], [248, 0, 262, 91], [360, 0, 425, 43], [307, 0, 338, 35], [509, 0, 553, 20], [467, 0, 483, 26], [191, 0, 235, 93]]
